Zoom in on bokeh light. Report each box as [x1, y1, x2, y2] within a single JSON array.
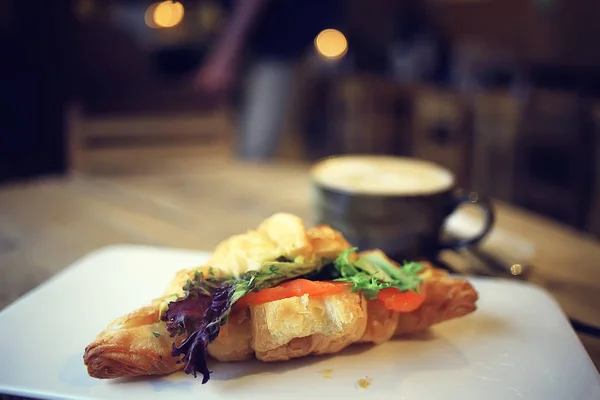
[[314, 29, 348, 60], [145, 1, 184, 29]]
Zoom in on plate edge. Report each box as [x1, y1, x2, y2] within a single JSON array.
[[0, 244, 210, 315]]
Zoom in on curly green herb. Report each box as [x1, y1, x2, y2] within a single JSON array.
[[333, 248, 425, 299]]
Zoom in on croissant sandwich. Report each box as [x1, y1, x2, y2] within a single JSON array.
[[83, 213, 478, 383]]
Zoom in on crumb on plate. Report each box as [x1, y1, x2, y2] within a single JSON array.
[[320, 369, 334, 379], [357, 376, 372, 388]]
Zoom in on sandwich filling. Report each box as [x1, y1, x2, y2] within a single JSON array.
[[160, 247, 425, 384]]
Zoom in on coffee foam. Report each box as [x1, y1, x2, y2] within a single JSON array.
[[311, 156, 455, 195]]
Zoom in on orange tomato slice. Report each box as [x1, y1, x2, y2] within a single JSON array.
[[235, 279, 351, 308], [234, 279, 426, 314], [376, 287, 427, 313]]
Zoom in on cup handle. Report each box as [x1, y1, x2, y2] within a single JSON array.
[[439, 192, 496, 251]]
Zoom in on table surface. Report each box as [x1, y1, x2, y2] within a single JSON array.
[[1, 153, 599, 371]]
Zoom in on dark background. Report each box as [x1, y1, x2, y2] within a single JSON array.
[[2, 0, 600, 234], [0, 0, 73, 181]]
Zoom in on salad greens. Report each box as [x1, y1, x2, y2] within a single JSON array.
[[332, 248, 425, 299]]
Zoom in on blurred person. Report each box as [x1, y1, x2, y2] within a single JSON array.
[[193, 0, 344, 161]]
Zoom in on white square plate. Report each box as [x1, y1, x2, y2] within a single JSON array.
[[0, 245, 598, 400]]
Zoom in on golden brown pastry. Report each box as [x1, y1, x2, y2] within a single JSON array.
[[395, 271, 479, 336], [83, 304, 183, 379], [250, 290, 368, 362], [83, 213, 479, 382]]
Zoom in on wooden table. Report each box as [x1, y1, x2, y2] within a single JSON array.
[[1, 154, 599, 370]]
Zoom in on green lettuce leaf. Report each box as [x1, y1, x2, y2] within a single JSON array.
[[332, 247, 425, 299]]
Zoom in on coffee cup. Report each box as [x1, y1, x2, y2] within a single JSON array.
[[310, 155, 495, 261]]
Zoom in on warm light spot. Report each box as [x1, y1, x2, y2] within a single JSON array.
[[314, 28, 348, 60], [155, 1, 184, 28], [510, 264, 523, 275], [145, 1, 184, 29]]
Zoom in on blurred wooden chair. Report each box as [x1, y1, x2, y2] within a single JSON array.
[[512, 89, 594, 229], [588, 103, 600, 238], [410, 86, 473, 188], [329, 74, 413, 156], [470, 90, 523, 201], [65, 103, 233, 175]]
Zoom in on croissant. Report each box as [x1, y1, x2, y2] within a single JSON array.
[[83, 213, 478, 380]]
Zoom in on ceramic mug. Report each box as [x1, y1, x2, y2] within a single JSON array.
[[310, 155, 495, 261]]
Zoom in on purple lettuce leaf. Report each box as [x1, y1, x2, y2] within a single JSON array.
[[163, 292, 212, 337], [161, 263, 318, 383], [162, 277, 252, 383]]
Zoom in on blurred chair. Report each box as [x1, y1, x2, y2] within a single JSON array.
[[329, 74, 412, 156], [512, 89, 594, 229], [66, 103, 232, 175], [470, 90, 523, 202], [451, 40, 526, 97], [588, 103, 600, 238], [410, 86, 473, 188]]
